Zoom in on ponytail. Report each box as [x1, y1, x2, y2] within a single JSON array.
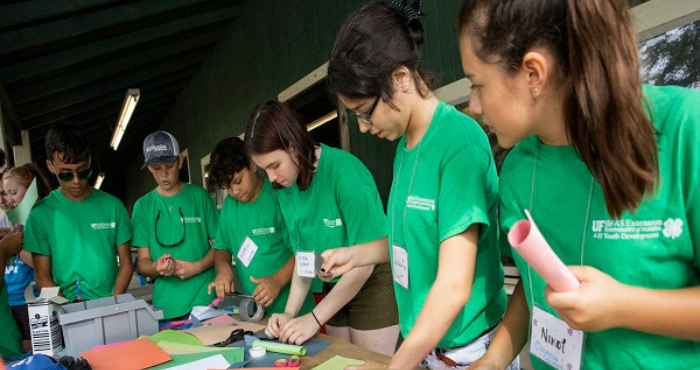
[[458, 0, 658, 218], [564, 0, 657, 218]]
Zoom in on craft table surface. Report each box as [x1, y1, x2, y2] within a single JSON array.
[[251, 317, 419, 370]]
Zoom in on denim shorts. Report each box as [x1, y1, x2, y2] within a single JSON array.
[[422, 324, 520, 370]]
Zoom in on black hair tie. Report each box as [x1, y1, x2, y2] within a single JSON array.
[[390, 0, 426, 26]]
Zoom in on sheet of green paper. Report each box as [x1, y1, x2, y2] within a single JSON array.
[[147, 330, 204, 346], [251, 340, 306, 355], [6, 178, 38, 226], [310, 355, 364, 370], [146, 349, 244, 370], [157, 341, 242, 354]]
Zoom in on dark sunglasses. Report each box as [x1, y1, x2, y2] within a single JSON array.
[[56, 168, 93, 182], [345, 96, 380, 125], [155, 207, 186, 248]]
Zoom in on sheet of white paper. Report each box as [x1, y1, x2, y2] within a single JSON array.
[[189, 306, 232, 321], [160, 354, 229, 370]]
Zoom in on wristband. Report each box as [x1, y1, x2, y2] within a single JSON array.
[[311, 310, 322, 330]]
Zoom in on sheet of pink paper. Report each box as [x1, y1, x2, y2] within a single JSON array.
[[508, 210, 580, 291], [202, 314, 235, 325]]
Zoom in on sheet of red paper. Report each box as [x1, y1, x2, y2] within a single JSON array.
[[80, 338, 172, 370]]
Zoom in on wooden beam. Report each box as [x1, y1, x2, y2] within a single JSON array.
[[22, 72, 192, 130], [0, 81, 21, 133], [0, 0, 120, 29], [17, 52, 207, 119], [12, 30, 225, 105], [0, 4, 244, 83], [0, 0, 217, 54]]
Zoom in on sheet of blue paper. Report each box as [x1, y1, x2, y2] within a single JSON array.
[[228, 334, 331, 368]]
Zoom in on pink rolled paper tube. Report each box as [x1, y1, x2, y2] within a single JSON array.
[[508, 211, 580, 292]]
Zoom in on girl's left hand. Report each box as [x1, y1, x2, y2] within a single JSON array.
[[545, 265, 627, 332], [278, 313, 319, 345]]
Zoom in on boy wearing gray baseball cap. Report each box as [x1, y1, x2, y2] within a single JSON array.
[[131, 130, 218, 319]]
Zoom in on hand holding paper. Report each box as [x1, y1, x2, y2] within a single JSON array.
[[508, 210, 580, 292]]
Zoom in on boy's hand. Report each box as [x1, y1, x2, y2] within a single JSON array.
[[250, 275, 282, 307]]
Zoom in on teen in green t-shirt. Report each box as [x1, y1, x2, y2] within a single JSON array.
[[0, 168, 26, 358], [458, 1, 700, 369], [246, 101, 399, 356], [206, 137, 314, 316], [132, 130, 218, 320], [24, 123, 134, 302], [321, 3, 511, 369]]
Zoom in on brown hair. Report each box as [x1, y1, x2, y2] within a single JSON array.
[[244, 101, 317, 191], [458, 0, 658, 218], [3, 163, 52, 200]]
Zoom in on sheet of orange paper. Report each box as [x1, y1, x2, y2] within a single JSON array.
[[184, 321, 265, 346], [80, 338, 171, 370], [202, 314, 235, 325]]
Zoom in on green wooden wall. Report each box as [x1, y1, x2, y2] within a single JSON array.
[[124, 0, 466, 210]]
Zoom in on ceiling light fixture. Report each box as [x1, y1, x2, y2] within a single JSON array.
[[110, 88, 140, 150], [94, 172, 106, 189]]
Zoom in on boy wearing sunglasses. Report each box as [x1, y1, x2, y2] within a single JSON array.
[[206, 137, 315, 315], [24, 123, 134, 302], [131, 130, 218, 319]]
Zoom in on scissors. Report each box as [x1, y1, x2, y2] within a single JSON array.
[[212, 328, 253, 347], [274, 355, 301, 367]]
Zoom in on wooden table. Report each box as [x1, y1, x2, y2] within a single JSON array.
[[299, 332, 392, 370], [250, 316, 419, 370]]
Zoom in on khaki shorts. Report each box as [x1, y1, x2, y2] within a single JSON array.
[[323, 262, 399, 331]]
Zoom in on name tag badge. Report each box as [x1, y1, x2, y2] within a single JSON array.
[[296, 252, 316, 278], [530, 304, 584, 370], [237, 237, 258, 268], [392, 245, 409, 290]]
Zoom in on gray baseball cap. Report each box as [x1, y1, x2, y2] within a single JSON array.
[[141, 130, 180, 169]]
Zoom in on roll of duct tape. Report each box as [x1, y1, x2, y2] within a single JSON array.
[[239, 297, 265, 322]]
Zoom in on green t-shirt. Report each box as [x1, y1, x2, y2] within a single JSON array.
[[132, 183, 218, 319], [277, 144, 387, 291], [0, 281, 24, 358], [499, 85, 700, 370], [24, 189, 132, 301], [388, 101, 506, 348], [213, 180, 315, 315]]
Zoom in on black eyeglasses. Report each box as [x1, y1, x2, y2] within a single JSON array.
[[155, 207, 186, 248], [346, 96, 380, 125], [56, 168, 93, 182]]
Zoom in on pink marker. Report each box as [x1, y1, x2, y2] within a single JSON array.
[[508, 210, 580, 292]]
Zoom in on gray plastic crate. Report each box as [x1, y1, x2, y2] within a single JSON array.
[[57, 294, 163, 356]]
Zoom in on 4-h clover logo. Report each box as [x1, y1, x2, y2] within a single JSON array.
[[663, 218, 684, 239]]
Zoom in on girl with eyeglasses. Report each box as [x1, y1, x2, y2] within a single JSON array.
[[1, 163, 51, 352], [320, 1, 513, 369], [455, 0, 700, 369], [245, 100, 400, 356]]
